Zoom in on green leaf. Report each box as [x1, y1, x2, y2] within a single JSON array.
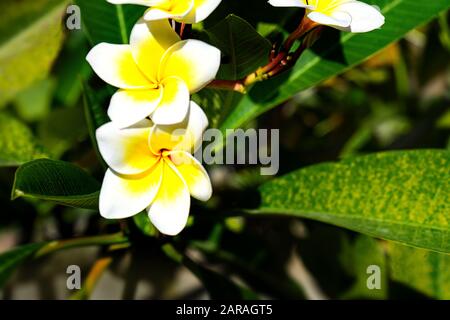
[[82, 82, 110, 167], [38, 105, 88, 159], [0, 242, 47, 288], [255, 150, 450, 253], [54, 31, 92, 107], [195, 15, 270, 128], [339, 235, 387, 299], [388, 243, 450, 299], [14, 78, 56, 122], [0, 112, 48, 166], [12, 159, 100, 210], [75, 0, 146, 44], [0, 0, 67, 107], [206, 15, 271, 80], [218, 0, 450, 134]]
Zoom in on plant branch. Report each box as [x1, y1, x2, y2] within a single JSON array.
[[35, 232, 129, 258], [207, 17, 321, 93]]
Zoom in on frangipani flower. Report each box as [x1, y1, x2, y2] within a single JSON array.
[[96, 101, 212, 236], [86, 19, 220, 128], [268, 0, 385, 33], [107, 0, 222, 23]]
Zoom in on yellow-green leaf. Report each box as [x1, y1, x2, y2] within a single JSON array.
[[255, 150, 450, 253], [388, 243, 450, 299], [0, 0, 67, 107], [0, 112, 48, 166]]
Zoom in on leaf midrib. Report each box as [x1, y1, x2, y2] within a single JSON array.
[[251, 207, 450, 233]]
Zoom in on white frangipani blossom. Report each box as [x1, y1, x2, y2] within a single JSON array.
[[96, 101, 211, 236], [86, 19, 220, 128], [107, 0, 222, 23], [268, 0, 385, 33]]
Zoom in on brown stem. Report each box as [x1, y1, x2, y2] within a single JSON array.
[[179, 23, 191, 39], [208, 79, 246, 93], [258, 51, 287, 75], [283, 16, 319, 52], [35, 232, 129, 258], [206, 17, 322, 93]]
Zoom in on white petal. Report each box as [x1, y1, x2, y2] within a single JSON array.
[[159, 39, 221, 93], [170, 151, 212, 201], [144, 0, 194, 21], [268, 0, 313, 9], [147, 160, 191, 236], [86, 43, 151, 89], [151, 77, 190, 125], [149, 101, 208, 154], [144, 8, 175, 21], [130, 19, 180, 82], [100, 164, 163, 219], [108, 87, 163, 129], [96, 121, 159, 175], [180, 0, 222, 23], [337, 1, 385, 33], [175, 101, 209, 153], [307, 10, 352, 29], [107, 0, 157, 5]]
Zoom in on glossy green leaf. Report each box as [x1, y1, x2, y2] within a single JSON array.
[[12, 159, 100, 210], [75, 0, 145, 44], [218, 0, 450, 134], [0, 0, 67, 107], [206, 14, 271, 80], [195, 15, 270, 128], [255, 150, 450, 253], [388, 243, 450, 299], [0, 112, 48, 166], [0, 242, 47, 288]]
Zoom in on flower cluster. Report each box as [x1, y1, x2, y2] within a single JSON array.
[[87, 0, 385, 236], [87, 0, 221, 236]]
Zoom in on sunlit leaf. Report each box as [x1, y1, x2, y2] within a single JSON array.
[[254, 150, 450, 253], [0, 112, 48, 167], [0, 0, 67, 107], [388, 243, 450, 299]]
